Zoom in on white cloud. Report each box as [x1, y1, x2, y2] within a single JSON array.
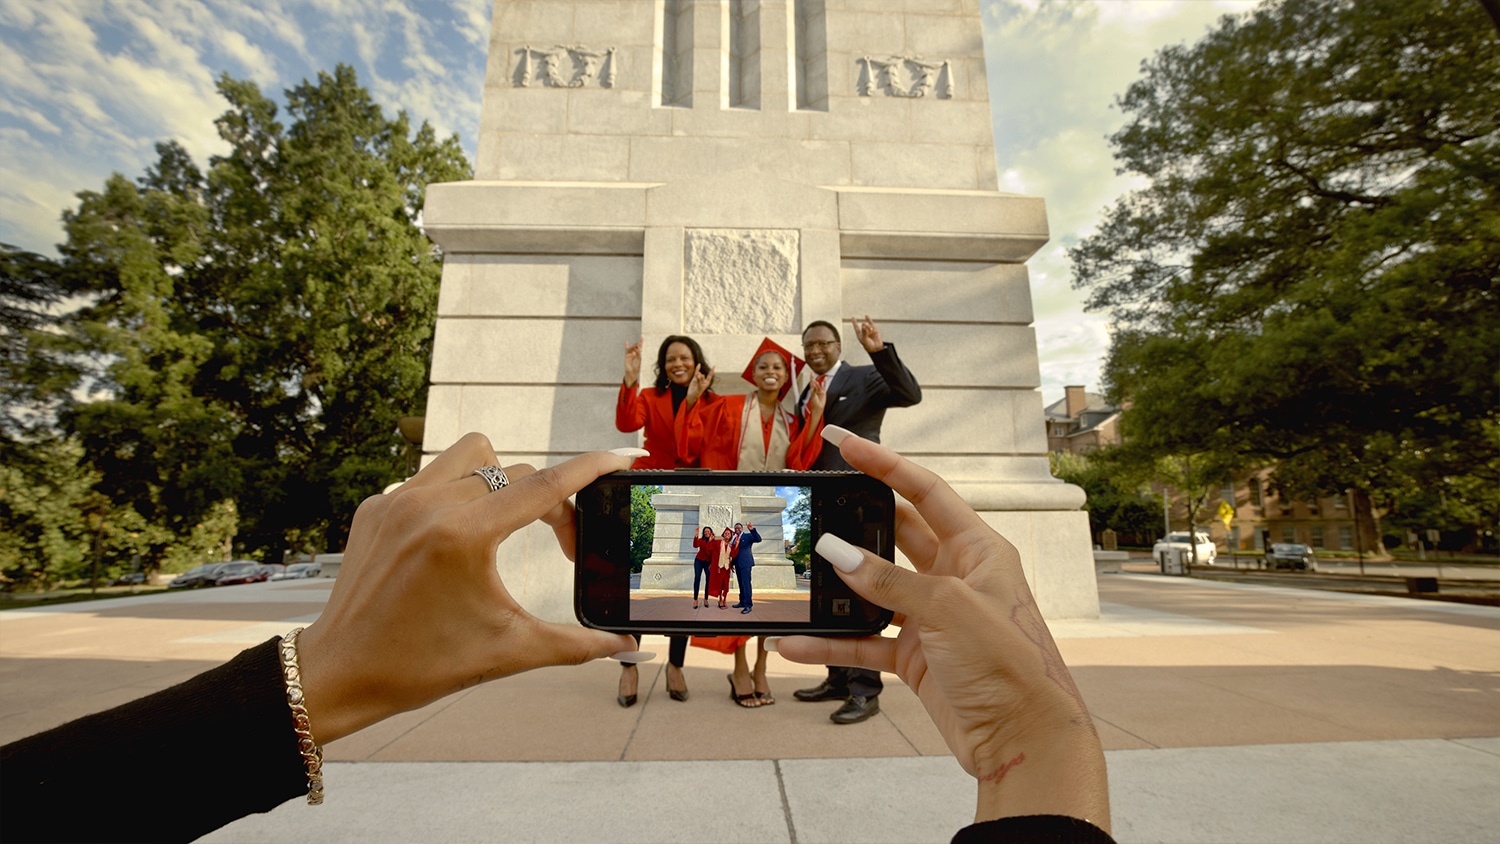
[[980, 0, 1257, 404], [0, 0, 487, 253]]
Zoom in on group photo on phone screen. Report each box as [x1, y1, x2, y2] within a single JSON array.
[[628, 483, 812, 623]]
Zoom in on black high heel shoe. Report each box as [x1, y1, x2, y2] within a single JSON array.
[[617, 665, 638, 708], [667, 665, 689, 702]]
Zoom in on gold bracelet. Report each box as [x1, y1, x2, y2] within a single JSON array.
[[280, 627, 325, 805]]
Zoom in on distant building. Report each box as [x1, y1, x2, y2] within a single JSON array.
[[1045, 386, 1121, 454], [1206, 471, 1382, 554], [1045, 386, 1382, 554]]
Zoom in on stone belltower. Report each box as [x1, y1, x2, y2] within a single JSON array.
[[421, 0, 1098, 622]]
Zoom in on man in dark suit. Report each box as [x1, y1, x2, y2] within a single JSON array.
[[729, 522, 761, 614], [793, 316, 922, 723]]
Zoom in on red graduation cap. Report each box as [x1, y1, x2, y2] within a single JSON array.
[[740, 337, 806, 402]]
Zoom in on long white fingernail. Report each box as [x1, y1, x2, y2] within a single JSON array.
[[816, 534, 864, 573], [822, 425, 854, 447], [609, 448, 649, 458], [762, 636, 782, 653], [609, 650, 656, 662]]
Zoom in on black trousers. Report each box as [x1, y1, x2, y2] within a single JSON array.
[[826, 665, 883, 697], [693, 558, 710, 599], [623, 634, 686, 668]]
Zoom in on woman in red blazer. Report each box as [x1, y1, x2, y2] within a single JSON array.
[[691, 526, 717, 609], [613, 335, 715, 706], [615, 335, 717, 468]]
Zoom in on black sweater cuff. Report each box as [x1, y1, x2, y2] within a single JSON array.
[[1, 637, 308, 843]]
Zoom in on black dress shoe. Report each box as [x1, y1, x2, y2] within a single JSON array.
[[830, 695, 879, 724], [793, 680, 849, 702], [741, 606, 752, 614], [731, 602, 745, 608], [617, 693, 637, 708]]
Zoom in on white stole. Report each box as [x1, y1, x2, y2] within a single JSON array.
[[737, 397, 791, 471]]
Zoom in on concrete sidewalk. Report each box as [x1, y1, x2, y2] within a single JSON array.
[[3, 574, 1497, 842]]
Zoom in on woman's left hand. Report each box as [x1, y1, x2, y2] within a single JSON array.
[[295, 433, 640, 743]]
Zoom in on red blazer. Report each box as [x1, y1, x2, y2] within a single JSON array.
[[676, 394, 823, 471], [692, 535, 715, 562], [616, 384, 719, 469]]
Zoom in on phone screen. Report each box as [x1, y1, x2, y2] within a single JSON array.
[[575, 471, 894, 636]]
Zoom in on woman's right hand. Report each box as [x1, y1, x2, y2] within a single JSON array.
[[685, 364, 714, 408], [623, 339, 642, 386], [772, 428, 1110, 831]]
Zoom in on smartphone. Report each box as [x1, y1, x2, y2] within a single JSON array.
[[574, 470, 895, 636]]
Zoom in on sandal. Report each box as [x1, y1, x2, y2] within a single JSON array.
[[754, 691, 775, 706], [727, 674, 760, 708]]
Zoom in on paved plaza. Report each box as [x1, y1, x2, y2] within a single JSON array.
[[2, 573, 1496, 842]]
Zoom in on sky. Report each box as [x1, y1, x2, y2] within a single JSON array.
[[0, 0, 1259, 407]]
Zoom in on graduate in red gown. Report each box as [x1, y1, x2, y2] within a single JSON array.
[[704, 527, 737, 609], [615, 335, 718, 468], [681, 339, 828, 708], [675, 338, 827, 471]]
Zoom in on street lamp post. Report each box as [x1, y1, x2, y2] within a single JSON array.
[[1350, 488, 1365, 576]]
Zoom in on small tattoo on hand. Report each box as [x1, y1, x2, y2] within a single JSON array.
[[979, 752, 1025, 784]]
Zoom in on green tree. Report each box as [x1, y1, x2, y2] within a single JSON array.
[[785, 488, 811, 573], [1070, 0, 1500, 545], [33, 65, 470, 567], [630, 485, 662, 573], [1048, 450, 1163, 546]]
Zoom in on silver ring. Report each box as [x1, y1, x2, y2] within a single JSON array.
[[473, 465, 509, 492]]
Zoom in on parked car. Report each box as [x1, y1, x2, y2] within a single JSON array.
[[111, 572, 147, 586], [168, 562, 236, 589], [1265, 543, 1317, 571], [221, 563, 285, 584], [212, 561, 264, 586], [1152, 531, 1218, 565], [269, 562, 321, 581]]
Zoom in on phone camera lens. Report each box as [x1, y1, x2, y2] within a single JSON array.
[[836, 496, 847, 506]]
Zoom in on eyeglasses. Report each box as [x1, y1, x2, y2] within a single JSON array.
[[802, 340, 839, 352]]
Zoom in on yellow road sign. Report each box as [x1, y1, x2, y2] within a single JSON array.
[[1217, 499, 1235, 529]]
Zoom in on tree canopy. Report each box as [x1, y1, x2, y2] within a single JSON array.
[[0, 65, 470, 586], [1070, 0, 1499, 540]]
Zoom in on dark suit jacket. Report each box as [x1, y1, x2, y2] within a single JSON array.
[[731, 528, 761, 567], [799, 344, 922, 470]]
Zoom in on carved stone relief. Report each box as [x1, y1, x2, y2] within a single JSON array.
[[514, 45, 617, 88], [706, 505, 734, 533], [683, 229, 800, 335], [856, 55, 953, 99]]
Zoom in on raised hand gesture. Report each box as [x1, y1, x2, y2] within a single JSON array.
[[623, 339, 643, 386], [852, 315, 885, 353], [806, 372, 828, 422], [685, 364, 714, 409]]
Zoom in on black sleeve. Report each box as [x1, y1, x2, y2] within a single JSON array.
[[1, 637, 308, 843], [868, 343, 922, 408], [951, 814, 1116, 843]]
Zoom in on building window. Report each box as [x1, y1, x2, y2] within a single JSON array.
[[1335, 494, 1348, 510], [1282, 526, 1298, 544], [1307, 499, 1320, 515], [1310, 526, 1325, 548], [1221, 482, 1235, 503], [1338, 526, 1354, 550], [1249, 479, 1262, 507]]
